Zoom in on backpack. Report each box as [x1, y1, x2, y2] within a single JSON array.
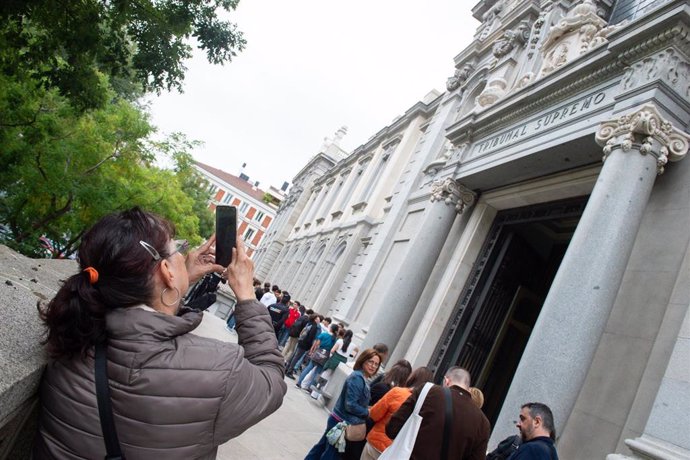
[[486, 434, 521, 460], [299, 323, 313, 340], [289, 315, 308, 337]]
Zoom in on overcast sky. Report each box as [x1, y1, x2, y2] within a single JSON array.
[[148, 1, 478, 192]]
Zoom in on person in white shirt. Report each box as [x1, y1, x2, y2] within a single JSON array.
[[260, 285, 281, 307]]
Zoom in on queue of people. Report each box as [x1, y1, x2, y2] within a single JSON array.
[[296, 351, 559, 460], [253, 277, 560, 460]]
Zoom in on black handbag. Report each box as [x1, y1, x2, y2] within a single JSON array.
[[311, 347, 330, 366], [95, 342, 126, 460]]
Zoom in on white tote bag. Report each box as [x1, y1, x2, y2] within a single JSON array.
[[378, 382, 435, 460]]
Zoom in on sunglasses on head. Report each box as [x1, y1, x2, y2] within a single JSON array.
[[139, 239, 189, 261]]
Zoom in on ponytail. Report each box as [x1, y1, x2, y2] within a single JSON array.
[[38, 207, 174, 359], [38, 271, 109, 358], [342, 330, 353, 353]]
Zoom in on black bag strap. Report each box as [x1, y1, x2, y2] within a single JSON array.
[[95, 342, 126, 460], [441, 387, 453, 459]]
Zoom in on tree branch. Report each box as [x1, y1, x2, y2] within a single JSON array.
[[83, 139, 122, 175], [59, 228, 86, 259], [35, 151, 49, 181], [30, 192, 74, 232]]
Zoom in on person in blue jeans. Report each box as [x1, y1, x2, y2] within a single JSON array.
[[286, 314, 320, 378], [305, 348, 381, 460], [297, 324, 338, 390]]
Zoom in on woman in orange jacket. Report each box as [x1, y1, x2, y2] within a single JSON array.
[[361, 367, 434, 460]]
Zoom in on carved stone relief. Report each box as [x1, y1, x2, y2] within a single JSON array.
[[620, 48, 690, 98], [423, 142, 468, 177], [476, 77, 508, 108], [491, 20, 531, 62], [429, 178, 477, 213], [528, 2, 554, 58], [478, 0, 506, 42], [512, 72, 536, 91], [447, 63, 475, 92], [595, 103, 690, 174], [539, 0, 627, 77]]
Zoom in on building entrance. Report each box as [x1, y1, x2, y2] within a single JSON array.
[[431, 196, 588, 425]]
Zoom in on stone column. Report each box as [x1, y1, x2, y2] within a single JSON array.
[[490, 104, 690, 445], [361, 177, 476, 359]]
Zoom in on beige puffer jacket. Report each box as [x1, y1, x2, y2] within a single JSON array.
[[34, 299, 287, 459]]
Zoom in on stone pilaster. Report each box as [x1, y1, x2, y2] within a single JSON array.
[[361, 178, 476, 359], [490, 104, 690, 445]]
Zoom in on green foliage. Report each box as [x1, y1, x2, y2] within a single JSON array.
[[0, 73, 215, 257], [0, 0, 240, 257], [1, 0, 246, 110]]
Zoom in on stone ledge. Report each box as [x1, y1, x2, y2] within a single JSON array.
[[0, 245, 76, 458]]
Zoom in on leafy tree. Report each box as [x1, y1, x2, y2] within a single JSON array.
[[152, 133, 216, 238], [0, 74, 214, 257], [0, 0, 240, 257], [1, 0, 246, 110]]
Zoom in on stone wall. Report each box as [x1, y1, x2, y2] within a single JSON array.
[[0, 245, 76, 459]]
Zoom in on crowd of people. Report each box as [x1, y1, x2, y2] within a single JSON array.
[[33, 207, 559, 460], [249, 276, 559, 460]]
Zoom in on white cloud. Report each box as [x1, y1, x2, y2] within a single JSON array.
[[148, 0, 477, 190]]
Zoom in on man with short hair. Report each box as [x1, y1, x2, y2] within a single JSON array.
[[387, 366, 490, 460], [267, 292, 291, 338], [260, 284, 281, 307], [507, 403, 558, 460], [254, 278, 264, 301], [320, 316, 331, 334], [373, 343, 389, 363]]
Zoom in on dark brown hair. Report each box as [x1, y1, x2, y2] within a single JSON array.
[[406, 366, 434, 389], [353, 348, 381, 374], [383, 359, 412, 387], [38, 207, 175, 359]]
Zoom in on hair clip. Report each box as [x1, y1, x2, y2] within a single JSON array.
[[139, 240, 161, 261]]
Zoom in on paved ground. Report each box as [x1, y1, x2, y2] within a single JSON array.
[[201, 317, 329, 460]]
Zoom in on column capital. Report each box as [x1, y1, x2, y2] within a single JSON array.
[[429, 178, 477, 213], [596, 103, 690, 174]]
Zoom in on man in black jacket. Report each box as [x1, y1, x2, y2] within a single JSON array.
[[285, 313, 320, 378], [282, 307, 310, 359], [268, 292, 291, 338], [507, 403, 558, 460]]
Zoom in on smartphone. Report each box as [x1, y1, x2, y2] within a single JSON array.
[[215, 205, 237, 267]]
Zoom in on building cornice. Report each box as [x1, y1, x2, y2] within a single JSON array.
[[447, 1, 690, 146]]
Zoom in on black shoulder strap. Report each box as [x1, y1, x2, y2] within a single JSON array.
[[95, 342, 126, 460], [441, 387, 453, 459]]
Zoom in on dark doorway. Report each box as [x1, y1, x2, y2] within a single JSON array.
[[430, 196, 588, 425]]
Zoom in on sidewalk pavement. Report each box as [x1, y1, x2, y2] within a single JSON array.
[[205, 320, 329, 460]]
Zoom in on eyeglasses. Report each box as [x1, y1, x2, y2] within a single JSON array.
[[365, 359, 380, 367], [139, 239, 189, 261], [170, 239, 189, 257]]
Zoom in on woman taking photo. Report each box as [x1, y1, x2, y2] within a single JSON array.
[[305, 348, 382, 460], [34, 207, 287, 459]]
